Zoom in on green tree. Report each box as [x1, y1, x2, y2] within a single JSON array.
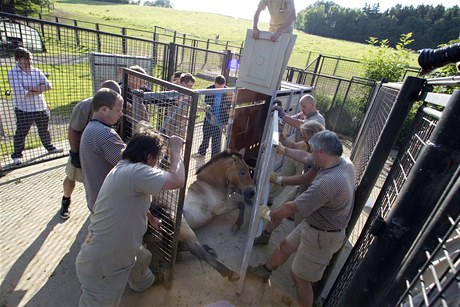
[[361, 33, 415, 82]]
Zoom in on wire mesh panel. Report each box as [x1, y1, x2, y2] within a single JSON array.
[[351, 84, 399, 186], [120, 68, 200, 287], [174, 44, 227, 85]]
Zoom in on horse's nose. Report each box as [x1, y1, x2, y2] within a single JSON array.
[[244, 187, 256, 200]]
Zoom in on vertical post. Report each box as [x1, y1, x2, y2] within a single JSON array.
[[167, 43, 177, 82], [122, 27, 127, 54], [310, 55, 322, 86], [96, 23, 101, 52], [55, 17, 61, 41], [221, 50, 232, 81], [74, 20, 79, 46]]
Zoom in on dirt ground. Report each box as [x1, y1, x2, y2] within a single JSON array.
[[0, 157, 302, 307]]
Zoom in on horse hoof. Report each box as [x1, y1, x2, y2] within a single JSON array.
[[227, 272, 240, 282]]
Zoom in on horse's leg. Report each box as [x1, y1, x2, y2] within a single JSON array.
[[231, 201, 246, 235], [179, 217, 240, 282]]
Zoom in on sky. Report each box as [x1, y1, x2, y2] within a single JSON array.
[[170, 0, 459, 21]]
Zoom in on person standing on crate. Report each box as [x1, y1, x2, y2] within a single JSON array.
[[253, 0, 296, 42], [248, 130, 355, 307], [76, 128, 185, 306], [59, 80, 121, 220], [7, 47, 63, 165], [268, 94, 325, 209], [193, 75, 233, 159]]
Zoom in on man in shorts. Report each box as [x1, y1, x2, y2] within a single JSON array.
[[60, 81, 121, 219], [248, 130, 355, 307]]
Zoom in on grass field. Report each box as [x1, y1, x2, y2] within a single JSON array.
[[44, 0, 419, 68]]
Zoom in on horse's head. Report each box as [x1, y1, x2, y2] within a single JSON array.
[[226, 154, 256, 203]]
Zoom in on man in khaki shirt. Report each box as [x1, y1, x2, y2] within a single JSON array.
[[253, 0, 296, 42]]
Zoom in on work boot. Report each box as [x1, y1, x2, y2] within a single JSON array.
[[254, 231, 271, 246], [247, 264, 272, 282]]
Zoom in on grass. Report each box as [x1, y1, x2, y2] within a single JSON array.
[[43, 0, 419, 68]]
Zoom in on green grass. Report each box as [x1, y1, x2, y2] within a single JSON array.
[[43, 0, 419, 68]]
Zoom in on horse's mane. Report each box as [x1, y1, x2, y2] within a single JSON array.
[[195, 150, 244, 175]]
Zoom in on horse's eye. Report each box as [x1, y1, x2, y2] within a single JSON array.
[[240, 171, 246, 176]]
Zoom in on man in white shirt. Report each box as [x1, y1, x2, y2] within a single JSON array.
[[7, 47, 62, 165]]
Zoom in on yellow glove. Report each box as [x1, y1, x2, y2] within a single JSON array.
[[277, 144, 286, 155], [270, 172, 284, 186]]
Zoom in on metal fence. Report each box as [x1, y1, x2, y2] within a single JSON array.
[[36, 13, 244, 54], [322, 78, 460, 306], [0, 12, 234, 170]]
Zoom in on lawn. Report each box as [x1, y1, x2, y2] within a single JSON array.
[[44, 0, 419, 68]]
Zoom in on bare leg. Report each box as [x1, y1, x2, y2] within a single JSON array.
[[63, 176, 76, 198], [291, 270, 314, 307], [264, 239, 297, 271]]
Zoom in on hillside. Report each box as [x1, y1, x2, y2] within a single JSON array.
[[41, 0, 420, 68]]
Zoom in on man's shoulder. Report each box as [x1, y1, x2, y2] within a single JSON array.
[[74, 97, 93, 109]]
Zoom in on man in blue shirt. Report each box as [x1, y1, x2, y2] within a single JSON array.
[[193, 75, 232, 159]]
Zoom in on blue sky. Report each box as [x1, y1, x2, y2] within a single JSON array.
[[170, 0, 459, 21]]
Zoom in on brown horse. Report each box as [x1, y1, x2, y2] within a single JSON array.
[[180, 150, 255, 282], [151, 150, 255, 282]]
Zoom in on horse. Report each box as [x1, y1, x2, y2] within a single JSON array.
[[150, 150, 256, 282]]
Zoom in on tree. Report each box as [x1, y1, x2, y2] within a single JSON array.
[[143, 0, 172, 8]]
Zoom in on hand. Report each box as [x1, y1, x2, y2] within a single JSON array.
[[222, 125, 227, 135], [169, 135, 184, 153], [69, 151, 81, 168], [277, 144, 286, 156], [274, 105, 286, 118], [270, 172, 284, 186], [271, 31, 281, 42], [228, 108, 235, 117], [132, 89, 144, 98], [252, 28, 260, 39], [204, 104, 212, 113], [147, 211, 162, 230]]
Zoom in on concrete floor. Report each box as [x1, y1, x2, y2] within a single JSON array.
[[0, 157, 302, 307]]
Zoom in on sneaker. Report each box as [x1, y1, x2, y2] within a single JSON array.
[[13, 157, 22, 165], [60, 197, 70, 219], [191, 153, 205, 159], [247, 264, 271, 282], [48, 147, 63, 154], [254, 232, 271, 246]]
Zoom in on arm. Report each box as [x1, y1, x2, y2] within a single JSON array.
[[252, 3, 265, 39], [271, 167, 318, 186], [162, 135, 185, 190], [68, 127, 81, 153], [270, 201, 298, 221], [279, 134, 308, 150], [270, 7, 296, 42], [285, 146, 311, 164]]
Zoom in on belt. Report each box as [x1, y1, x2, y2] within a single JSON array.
[[309, 224, 342, 233]]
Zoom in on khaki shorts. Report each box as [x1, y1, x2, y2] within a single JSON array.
[[286, 221, 345, 282], [65, 157, 83, 182]]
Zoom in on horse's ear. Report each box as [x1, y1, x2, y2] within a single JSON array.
[[238, 147, 246, 157], [232, 154, 237, 162]]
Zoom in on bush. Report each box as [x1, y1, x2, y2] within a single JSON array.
[[362, 33, 415, 82]]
